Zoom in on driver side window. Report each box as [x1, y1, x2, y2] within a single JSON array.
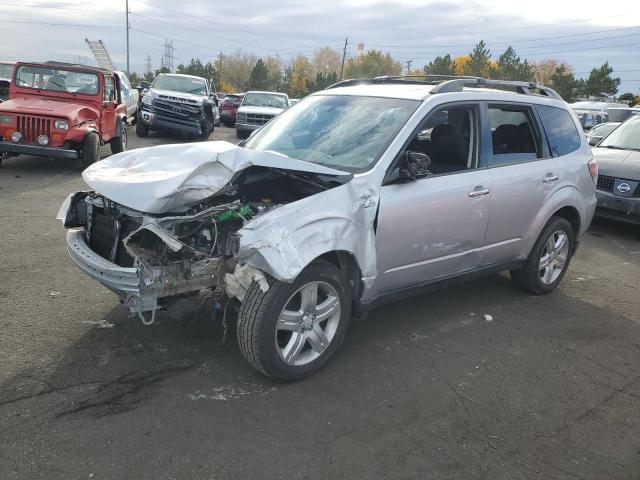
[[403, 104, 479, 177]]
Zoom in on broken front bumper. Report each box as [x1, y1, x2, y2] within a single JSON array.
[[66, 228, 164, 323]]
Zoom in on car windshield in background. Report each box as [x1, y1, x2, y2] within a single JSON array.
[[243, 93, 288, 108], [0, 64, 13, 79], [244, 95, 419, 172], [589, 123, 618, 138], [152, 75, 207, 95], [599, 117, 640, 151], [14, 65, 99, 95]]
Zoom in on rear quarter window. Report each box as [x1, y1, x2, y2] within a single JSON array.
[[536, 105, 582, 157]]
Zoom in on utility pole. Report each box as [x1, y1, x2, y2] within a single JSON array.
[[218, 52, 223, 85], [405, 60, 413, 74], [125, 0, 130, 75], [339, 37, 348, 80]]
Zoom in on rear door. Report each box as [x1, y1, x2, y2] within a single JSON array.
[[374, 102, 493, 294], [481, 102, 560, 265]]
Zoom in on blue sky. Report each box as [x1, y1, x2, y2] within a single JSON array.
[[1, 0, 638, 93]]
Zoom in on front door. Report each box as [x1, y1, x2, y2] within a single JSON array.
[[374, 103, 492, 295]]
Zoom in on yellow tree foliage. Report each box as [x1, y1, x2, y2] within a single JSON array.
[[290, 55, 314, 98], [453, 56, 470, 75], [218, 79, 235, 93]]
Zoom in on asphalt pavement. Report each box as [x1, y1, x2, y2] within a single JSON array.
[[0, 125, 639, 479]]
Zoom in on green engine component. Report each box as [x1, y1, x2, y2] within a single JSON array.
[[217, 204, 252, 222]]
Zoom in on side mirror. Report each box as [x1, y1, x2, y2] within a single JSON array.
[[400, 151, 432, 180]]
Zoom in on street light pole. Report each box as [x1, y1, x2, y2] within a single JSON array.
[[126, 0, 130, 75]]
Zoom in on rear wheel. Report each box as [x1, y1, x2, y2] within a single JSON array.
[[237, 261, 351, 382], [511, 216, 575, 295], [135, 119, 149, 137], [81, 132, 100, 168], [110, 120, 127, 154]]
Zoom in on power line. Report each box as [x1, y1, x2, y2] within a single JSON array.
[[131, 0, 318, 50], [0, 3, 122, 13], [368, 25, 640, 49], [0, 19, 123, 28]]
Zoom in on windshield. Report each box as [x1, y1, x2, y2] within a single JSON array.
[[152, 75, 208, 95], [243, 92, 288, 108], [588, 123, 618, 137], [599, 117, 640, 151], [0, 64, 13, 79], [14, 65, 99, 95], [244, 94, 420, 172]]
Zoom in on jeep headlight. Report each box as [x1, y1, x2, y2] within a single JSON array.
[[0, 114, 13, 125], [54, 119, 69, 130], [141, 94, 153, 106]]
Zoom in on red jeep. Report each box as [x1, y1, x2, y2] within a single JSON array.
[[0, 61, 127, 168]]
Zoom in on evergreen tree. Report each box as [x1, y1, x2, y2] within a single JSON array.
[[463, 41, 492, 77], [495, 47, 534, 81], [549, 65, 579, 102], [423, 54, 457, 76], [583, 62, 621, 97], [248, 59, 270, 90]]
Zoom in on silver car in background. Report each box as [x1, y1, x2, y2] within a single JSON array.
[[59, 76, 596, 381], [235, 90, 289, 138]]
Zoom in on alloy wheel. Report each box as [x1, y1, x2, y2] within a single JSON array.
[[275, 281, 341, 366], [538, 229, 570, 285]]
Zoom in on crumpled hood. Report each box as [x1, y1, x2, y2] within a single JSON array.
[[593, 147, 640, 179], [82, 141, 350, 214], [148, 88, 206, 105], [238, 105, 285, 116]]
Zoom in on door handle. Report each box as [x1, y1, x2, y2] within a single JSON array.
[[468, 187, 491, 197], [542, 174, 559, 183]]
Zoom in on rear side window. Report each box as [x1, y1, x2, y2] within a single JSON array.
[[536, 105, 582, 157], [489, 105, 540, 165]]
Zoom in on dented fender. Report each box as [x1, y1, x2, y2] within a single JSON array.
[[236, 176, 379, 297]]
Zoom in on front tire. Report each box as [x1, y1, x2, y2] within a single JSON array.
[[135, 119, 149, 137], [110, 121, 127, 154], [237, 261, 351, 382], [511, 216, 575, 295], [236, 129, 249, 139], [81, 132, 100, 168]]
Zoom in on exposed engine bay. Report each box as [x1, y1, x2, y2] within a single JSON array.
[[62, 165, 345, 323]]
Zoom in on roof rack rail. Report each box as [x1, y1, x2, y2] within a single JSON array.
[[430, 77, 562, 99], [326, 75, 562, 100]]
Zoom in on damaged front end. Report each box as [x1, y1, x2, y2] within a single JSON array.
[[58, 143, 351, 323]]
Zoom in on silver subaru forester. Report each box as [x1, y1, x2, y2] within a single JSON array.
[[58, 76, 597, 381]]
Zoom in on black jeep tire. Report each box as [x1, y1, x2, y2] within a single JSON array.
[[81, 132, 100, 168], [135, 119, 149, 137], [223, 120, 234, 127], [511, 216, 575, 295], [110, 120, 127, 154], [237, 261, 351, 382]]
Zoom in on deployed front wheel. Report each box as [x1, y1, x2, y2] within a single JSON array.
[[237, 261, 351, 382], [511, 216, 575, 295]]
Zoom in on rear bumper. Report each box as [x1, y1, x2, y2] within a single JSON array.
[[0, 141, 77, 159], [595, 190, 640, 223]]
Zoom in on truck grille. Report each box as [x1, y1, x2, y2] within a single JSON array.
[[16, 115, 52, 143], [152, 99, 201, 120], [596, 175, 615, 192], [246, 113, 274, 126]]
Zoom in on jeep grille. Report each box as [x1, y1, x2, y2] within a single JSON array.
[[16, 115, 52, 144]]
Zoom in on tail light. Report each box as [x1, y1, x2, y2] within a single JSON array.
[[588, 158, 598, 183]]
